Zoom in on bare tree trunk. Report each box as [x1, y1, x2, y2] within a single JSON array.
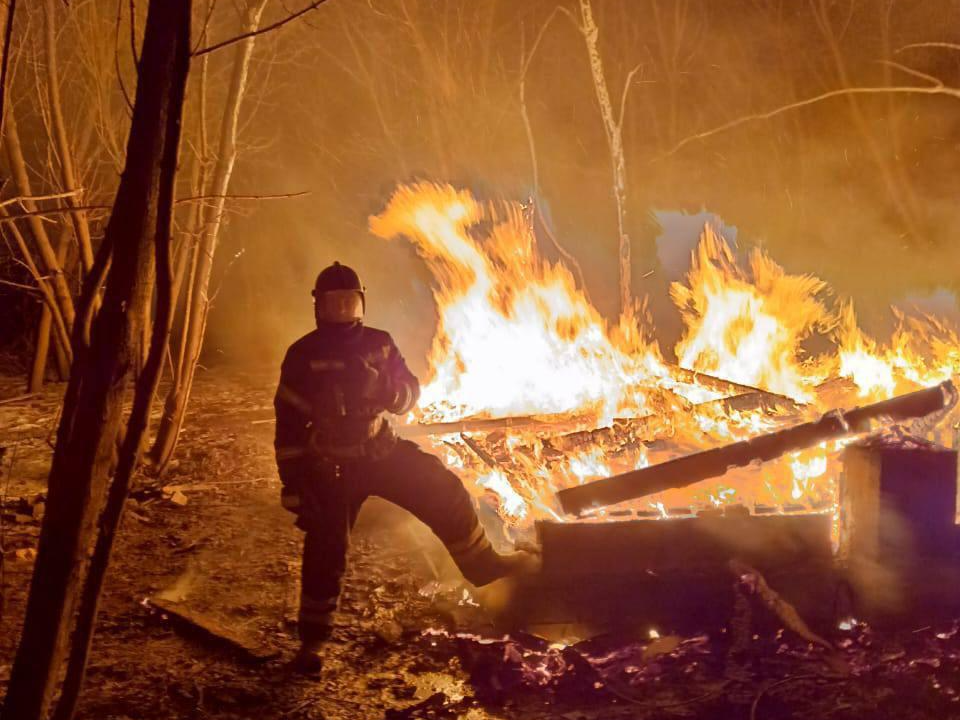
[[577, 0, 632, 314], [3, 107, 77, 332], [0, 0, 15, 137], [150, 0, 268, 472], [0, 211, 74, 366], [1, 0, 191, 716], [28, 225, 72, 391], [30, 306, 54, 392], [42, 0, 95, 272]]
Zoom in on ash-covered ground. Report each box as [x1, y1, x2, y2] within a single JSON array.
[[2, 370, 960, 720]]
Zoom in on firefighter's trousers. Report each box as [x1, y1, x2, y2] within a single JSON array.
[[295, 439, 494, 643]]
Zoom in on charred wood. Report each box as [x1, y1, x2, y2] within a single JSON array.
[[552, 390, 801, 453], [557, 380, 955, 515]]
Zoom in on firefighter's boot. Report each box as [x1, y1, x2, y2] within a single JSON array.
[[293, 623, 330, 675], [460, 545, 541, 587], [293, 637, 325, 675]]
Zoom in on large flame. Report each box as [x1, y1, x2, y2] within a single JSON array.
[[369, 183, 960, 528], [671, 226, 832, 401], [370, 183, 698, 423], [838, 302, 960, 399]]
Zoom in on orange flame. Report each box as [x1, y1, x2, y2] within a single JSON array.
[[370, 183, 960, 527], [671, 226, 832, 401]]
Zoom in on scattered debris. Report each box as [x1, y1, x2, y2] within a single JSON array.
[[384, 692, 462, 719], [162, 486, 189, 507], [730, 559, 834, 651], [145, 598, 278, 663]]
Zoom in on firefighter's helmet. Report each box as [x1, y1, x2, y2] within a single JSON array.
[[313, 262, 365, 323]]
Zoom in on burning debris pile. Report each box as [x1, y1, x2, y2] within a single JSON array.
[[416, 617, 960, 715], [371, 182, 960, 535]]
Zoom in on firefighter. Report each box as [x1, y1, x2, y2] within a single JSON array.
[[275, 261, 539, 673]]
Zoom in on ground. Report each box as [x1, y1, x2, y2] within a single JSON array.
[[2, 368, 960, 720]]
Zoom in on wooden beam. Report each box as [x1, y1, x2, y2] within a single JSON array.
[[396, 413, 590, 439]]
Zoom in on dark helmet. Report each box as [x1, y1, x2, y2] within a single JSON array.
[[314, 261, 364, 295], [313, 262, 365, 323]]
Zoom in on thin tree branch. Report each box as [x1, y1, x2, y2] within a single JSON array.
[[192, 0, 218, 54], [0, 192, 309, 222], [173, 190, 309, 204], [114, 0, 134, 113], [0, 277, 40, 292], [897, 41, 960, 54], [660, 84, 960, 158], [0, 205, 113, 222], [877, 59, 941, 87], [555, 5, 579, 30], [128, 0, 139, 66], [0, 189, 83, 209], [617, 63, 642, 127], [521, 6, 563, 76], [193, 0, 329, 57]]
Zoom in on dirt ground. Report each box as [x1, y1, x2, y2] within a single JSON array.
[[3, 368, 960, 720]]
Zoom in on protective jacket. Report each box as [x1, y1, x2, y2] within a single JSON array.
[[274, 323, 419, 474]]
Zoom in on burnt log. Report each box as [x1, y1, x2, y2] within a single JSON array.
[[399, 377, 795, 440], [557, 380, 955, 516]]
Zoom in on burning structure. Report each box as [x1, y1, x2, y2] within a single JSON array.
[[373, 181, 960, 628]]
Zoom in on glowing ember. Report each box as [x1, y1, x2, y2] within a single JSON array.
[[370, 182, 960, 528]]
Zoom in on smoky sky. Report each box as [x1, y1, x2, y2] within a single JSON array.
[[5, 0, 960, 374]]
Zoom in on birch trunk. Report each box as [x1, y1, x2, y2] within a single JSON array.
[[42, 0, 95, 272], [577, 0, 631, 314]]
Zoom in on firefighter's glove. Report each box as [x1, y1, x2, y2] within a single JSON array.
[[344, 356, 380, 400], [378, 375, 404, 413], [280, 486, 303, 515]]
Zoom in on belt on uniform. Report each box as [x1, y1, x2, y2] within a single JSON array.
[[310, 442, 369, 460], [308, 419, 395, 462]]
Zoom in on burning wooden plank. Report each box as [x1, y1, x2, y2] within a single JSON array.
[[551, 390, 801, 453], [398, 370, 793, 440], [667, 364, 795, 403], [556, 380, 956, 516], [397, 413, 589, 439]]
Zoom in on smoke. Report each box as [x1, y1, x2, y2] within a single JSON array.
[[186, 0, 960, 373]]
